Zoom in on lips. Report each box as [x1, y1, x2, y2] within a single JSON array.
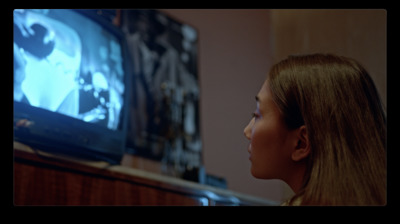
[[247, 144, 252, 160]]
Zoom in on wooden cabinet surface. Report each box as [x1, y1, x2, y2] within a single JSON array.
[[14, 142, 277, 206]]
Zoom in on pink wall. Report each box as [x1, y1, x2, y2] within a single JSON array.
[[160, 9, 283, 202]]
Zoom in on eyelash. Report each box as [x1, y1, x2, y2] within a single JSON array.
[[252, 112, 260, 119]]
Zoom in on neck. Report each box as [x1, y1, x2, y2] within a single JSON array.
[[284, 162, 307, 194]]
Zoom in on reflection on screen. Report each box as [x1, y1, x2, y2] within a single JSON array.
[[13, 9, 125, 131]]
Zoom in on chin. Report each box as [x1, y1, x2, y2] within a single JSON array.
[[251, 167, 271, 179]]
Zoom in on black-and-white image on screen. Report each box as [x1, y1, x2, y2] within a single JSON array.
[[14, 9, 126, 131]]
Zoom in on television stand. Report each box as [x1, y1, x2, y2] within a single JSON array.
[[14, 141, 277, 206]]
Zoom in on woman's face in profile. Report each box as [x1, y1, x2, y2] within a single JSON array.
[[244, 79, 296, 179]]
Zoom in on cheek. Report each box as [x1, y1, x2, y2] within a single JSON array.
[[250, 121, 287, 179]]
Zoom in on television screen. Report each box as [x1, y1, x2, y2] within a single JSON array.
[[14, 9, 126, 130], [13, 9, 130, 164]]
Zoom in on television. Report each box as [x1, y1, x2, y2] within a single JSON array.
[[13, 9, 131, 164]]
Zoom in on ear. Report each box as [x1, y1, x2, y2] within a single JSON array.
[[291, 125, 311, 162]]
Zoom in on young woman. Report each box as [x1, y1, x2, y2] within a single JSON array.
[[244, 54, 386, 205]]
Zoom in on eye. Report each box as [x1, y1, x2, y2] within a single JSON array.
[[252, 112, 260, 120]]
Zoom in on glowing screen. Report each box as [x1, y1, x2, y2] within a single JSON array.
[[13, 9, 125, 130]]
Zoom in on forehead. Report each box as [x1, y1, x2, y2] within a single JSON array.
[[257, 79, 271, 103], [256, 79, 282, 114]]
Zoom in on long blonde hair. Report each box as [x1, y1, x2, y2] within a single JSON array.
[[268, 54, 386, 205]]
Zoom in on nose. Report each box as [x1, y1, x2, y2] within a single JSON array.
[[243, 118, 254, 140]]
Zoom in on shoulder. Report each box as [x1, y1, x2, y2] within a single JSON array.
[[281, 196, 302, 206]]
